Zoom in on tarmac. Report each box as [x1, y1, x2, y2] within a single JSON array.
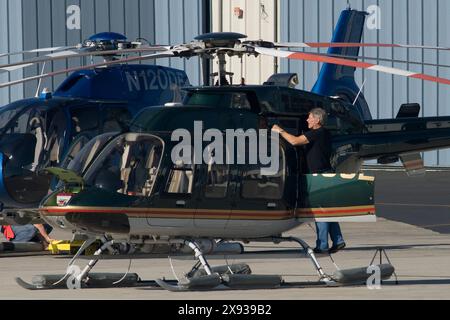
[[1, 217, 450, 300], [0, 170, 449, 300]]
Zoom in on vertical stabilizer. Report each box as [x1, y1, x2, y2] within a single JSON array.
[[312, 9, 372, 120]]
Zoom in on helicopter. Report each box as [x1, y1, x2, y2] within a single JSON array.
[[0, 31, 189, 225], [11, 7, 449, 291]]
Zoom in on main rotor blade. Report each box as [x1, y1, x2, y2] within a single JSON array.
[[0, 51, 175, 89], [255, 47, 450, 86], [0, 46, 171, 73], [0, 46, 78, 58], [274, 42, 450, 51], [312, 52, 450, 69]]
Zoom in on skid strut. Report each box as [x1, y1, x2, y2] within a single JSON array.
[[269, 236, 334, 283], [156, 239, 283, 291], [15, 236, 142, 290]]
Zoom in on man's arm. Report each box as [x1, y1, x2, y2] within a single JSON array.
[[34, 224, 54, 243], [272, 125, 309, 146]]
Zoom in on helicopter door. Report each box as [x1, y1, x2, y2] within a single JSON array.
[[194, 163, 231, 231], [228, 147, 290, 233], [147, 161, 197, 229]]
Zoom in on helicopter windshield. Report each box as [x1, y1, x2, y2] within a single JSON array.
[[54, 132, 120, 191], [0, 100, 34, 131], [65, 132, 120, 174], [0, 103, 67, 171], [83, 133, 164, 196]]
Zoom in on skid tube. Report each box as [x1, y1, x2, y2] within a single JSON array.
[[15, 237, 395, 291]]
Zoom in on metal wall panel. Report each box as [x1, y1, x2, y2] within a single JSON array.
[[8, 0, 23, 103], [1, 0, 205, 105], [280, 0, 450, 166], [0, 0, 12, 107]]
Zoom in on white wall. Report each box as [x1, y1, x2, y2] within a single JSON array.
[[211, 0, 278, 85]]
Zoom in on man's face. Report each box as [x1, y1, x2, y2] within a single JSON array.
[[307, 113, 320, 129]]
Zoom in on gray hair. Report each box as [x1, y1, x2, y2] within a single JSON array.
[[309, 108, 327, 126]]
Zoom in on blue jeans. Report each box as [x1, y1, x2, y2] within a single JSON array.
[[10, 224, 53, 242], [315, 222, 344, 250]]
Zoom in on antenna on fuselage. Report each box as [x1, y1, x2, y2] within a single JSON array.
[[353, 78, 367, 106]]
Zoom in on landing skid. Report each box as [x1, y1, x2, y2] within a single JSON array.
[[15, 236, 395, 292], [15, 273, 176, 290]]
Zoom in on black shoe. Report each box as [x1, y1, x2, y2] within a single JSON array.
[[328, 242, 346, 254], [313, 248, 328, 254]]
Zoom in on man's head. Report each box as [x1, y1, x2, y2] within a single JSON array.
[[307, 108, 327, 129]]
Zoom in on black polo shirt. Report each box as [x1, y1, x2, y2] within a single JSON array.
[[304, 127, 332, 173]]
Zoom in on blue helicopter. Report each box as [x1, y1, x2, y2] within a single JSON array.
[[0, 32, 189, 222]]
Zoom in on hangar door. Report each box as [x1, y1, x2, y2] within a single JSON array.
[[211, 0, 278, 86]]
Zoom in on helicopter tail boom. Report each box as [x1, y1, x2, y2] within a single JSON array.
[[345, 116, 450, 173]]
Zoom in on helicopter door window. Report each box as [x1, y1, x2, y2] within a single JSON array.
[[205, 164, 229, 198], [241, 148, 285, 200], [141, 145, 162, 196], [230, 93, 251, 110], [165, 160, 194, 195]]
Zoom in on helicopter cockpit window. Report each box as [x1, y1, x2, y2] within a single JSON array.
[[165, 160, 194, 195], [70, 107, 99, 135], [0, 106, 49, 171], [205, 164, 229, 198], [102, 106, 132, 132], [63, 132, 119, 174], [1, 107, 34, 134], [241, 148, 285, 200], [84, 134, 163, 197], [0, 101, 37, 133], [184, 92, 232, 108]]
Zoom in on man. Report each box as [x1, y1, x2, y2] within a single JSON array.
[[1, 223, 55, 247], [272, 108, 346, 254]]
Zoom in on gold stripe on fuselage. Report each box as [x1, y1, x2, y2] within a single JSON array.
[[41, 204, 374, 220]]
